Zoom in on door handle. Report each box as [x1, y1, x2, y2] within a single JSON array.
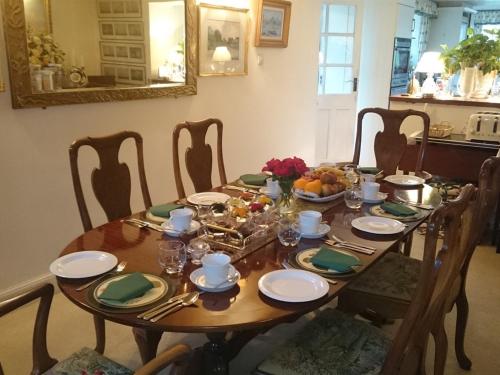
[[353, 77, 358, 92]]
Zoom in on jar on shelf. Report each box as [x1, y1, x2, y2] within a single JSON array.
[[41, 70, 54, 92], [30, 64, 43, 93]]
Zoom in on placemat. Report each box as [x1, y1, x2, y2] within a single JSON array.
[[369, 205, 427, 222]]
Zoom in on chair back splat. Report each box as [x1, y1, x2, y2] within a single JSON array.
[[353, 108, 430, 176], [172, 118, 227, 199], [69, 131, 152, 232]]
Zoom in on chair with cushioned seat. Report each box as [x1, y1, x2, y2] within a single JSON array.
[[68, 131, 153, 355], [0, 283, 191, 375], [337, 156, 500, 373], [172, 118, 227, 199], [256, 184, 476, 375]]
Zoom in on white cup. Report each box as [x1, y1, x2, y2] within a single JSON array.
[[362, 182, 380, 200], [298, 210, 322, 234], [360, 173, 376, 183], [169, 208, 193, 232], [266, 178, 282, 196], [201, 253, 231, 286]]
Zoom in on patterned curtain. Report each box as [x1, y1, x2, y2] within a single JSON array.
[[472, 11, 500, 34], [415, 0, 438, 18]]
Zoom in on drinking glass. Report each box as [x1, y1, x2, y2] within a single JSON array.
[[344, 185, 363, 209], [187, 238, 211, 265], [277, 218, 301, 247], [158, 240, 187, 274]]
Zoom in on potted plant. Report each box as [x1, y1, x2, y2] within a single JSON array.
[[441, 28, 500, 98]]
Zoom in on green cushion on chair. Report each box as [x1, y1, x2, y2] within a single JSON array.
[[257, 309, 391, 375], [45, 347, 133, 375], [347, 252, 421, 301]]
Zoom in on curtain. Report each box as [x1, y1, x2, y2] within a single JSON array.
[[415, 0, 438, 18], [472, 11, 500, 34]]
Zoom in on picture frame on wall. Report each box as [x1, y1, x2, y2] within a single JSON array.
[[100, 42, 146, 64], [198, 3, 249, 76], [255, 0, 291, 48]]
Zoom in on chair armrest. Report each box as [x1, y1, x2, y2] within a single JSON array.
[[134, 344, 191, 375], [415, 170, 433, 181]]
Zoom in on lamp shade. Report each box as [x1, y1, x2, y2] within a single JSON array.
[[415, 52, 444, 73], [212, 46, 231, 62]]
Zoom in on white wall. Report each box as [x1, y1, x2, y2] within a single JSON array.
[[427, 7, 464, 51], [0, 0, 322, 295]]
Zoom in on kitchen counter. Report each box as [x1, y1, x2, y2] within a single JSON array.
[[410, 132, 500, 151], [390, 94, 500, 109]]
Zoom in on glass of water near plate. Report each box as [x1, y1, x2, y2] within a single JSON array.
[[158, 240, 187, 275], [277, 218, 301, 247], [344, 185, 363, 210], [187, 238, 212, 265]]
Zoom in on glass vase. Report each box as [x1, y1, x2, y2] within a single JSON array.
[[277, 181, 296, 215]]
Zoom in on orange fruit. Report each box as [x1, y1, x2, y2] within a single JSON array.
[[293, 177, 309, 190], [304, 179, 322, 195]]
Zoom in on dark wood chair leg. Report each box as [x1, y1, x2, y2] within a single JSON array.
[[454, 289, 472, 370], [402, 233, 413, 256], [132, 327, 163, 364], [432, 319, 448, 375], [93, 315, 105, 354]]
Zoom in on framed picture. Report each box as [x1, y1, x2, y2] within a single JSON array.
[[24, 0, 52, 33], [100, 42, 146, 63], [97, 0, 142, 18], [255, 0, 291, 48], [198, 3, 249, 76], [99, 21, 145, 40], [101, 63, 146, 85]]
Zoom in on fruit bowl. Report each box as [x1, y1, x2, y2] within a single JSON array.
[[294, 189, 345, 203], [293, 166, 348, 202]]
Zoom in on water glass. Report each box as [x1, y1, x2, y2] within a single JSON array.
[[277, 218, 301, 247], [158, 240, 187, 275], [344, 185, 363, 209], [187, 238, 211, 265]]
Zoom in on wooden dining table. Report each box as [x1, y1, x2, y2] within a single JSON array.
[[56, 182, 441, 375]]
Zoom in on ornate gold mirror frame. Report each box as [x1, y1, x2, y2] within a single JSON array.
[[1, 0, 197, 108]]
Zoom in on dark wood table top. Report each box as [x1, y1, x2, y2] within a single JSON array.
[[57, 183, 440, 334]]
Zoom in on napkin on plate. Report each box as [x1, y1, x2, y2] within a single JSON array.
[[98, 272, 154, 302], [380, 202, 417, 216], [311, 246, 361, 272], [240, 174, 267, 186], [149, 203, 184, 218], [358, 167, 381, 175]]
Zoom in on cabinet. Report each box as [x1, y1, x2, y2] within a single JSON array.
[[396, 2, 415, 39]]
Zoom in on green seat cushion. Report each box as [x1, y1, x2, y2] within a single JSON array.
[[347, 252, 421, 301], [240, 174, 267, 186], [380, 202, 417, 217], [98, 272, 153, 303], [311, 246, 361, 272], [44, 347, 133, 375], [257, 309, 391, 375], [149, 203, 184, 218]]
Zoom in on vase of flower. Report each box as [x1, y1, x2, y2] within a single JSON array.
[[262, 157, 309, 215]]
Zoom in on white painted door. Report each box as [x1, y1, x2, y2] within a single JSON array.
[[316, 1, 363, 164]]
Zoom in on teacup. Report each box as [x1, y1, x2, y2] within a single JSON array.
[[170, 208, 193, 232], [201, 253, 231, 286], [360, 173, 376, 183], [362, 182, 380, 200], [266, 178, 282, 196], [298, 210, 322, 234]]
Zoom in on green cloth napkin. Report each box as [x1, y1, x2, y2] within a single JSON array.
[[240, 174, 267, 186], [149, 203, 184, 218], [311, 246, 361, 272], [98, 273, 154, 302], [380, 202, 417, 216], [358, 167, 381, 175]]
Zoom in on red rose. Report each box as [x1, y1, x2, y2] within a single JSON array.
[[262, 158, 281, 173]]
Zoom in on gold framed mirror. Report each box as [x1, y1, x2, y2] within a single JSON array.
[[1, 0, 197, 108]]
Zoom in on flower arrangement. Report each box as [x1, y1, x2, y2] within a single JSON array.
[[27, 27, 65, 66], [262, 157, 308, 212]]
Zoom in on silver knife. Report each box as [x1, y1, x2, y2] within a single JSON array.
[[137, 292, 191, 318], [127, 218, 164, 232]]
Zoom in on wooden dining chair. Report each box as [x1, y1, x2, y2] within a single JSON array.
[[69, 130, 152, 232], [0, 283, 191, 375], [353, 107, 431, 178], [68, 131, 153, 355], [336, 156, 500, 373], [256, 185, 475, 375], [172, 118, 227, 199]]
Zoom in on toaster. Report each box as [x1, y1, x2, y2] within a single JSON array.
[[465, 112, 500, 143]]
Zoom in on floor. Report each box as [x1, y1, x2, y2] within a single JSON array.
[[1, 236, 500, 374]]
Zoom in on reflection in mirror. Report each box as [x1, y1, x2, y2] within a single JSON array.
[[2, 0, 196, 108]]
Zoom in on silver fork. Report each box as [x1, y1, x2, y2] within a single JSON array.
[[329, 233, 377, 251], [76, 261, 127, 291]]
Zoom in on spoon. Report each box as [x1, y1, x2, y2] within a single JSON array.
[[148, 292, 200, 322], [76, 261, 128, 291]]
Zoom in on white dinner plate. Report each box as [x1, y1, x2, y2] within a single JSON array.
[[161, 219, 201, 237], [189, 265, 240, 293], [294, 189, 345, 203], [300, 223, 331, 239], [258, 269, 329, 302], [363, 192, 388, 204], [49, 251, 118, 278], [384, 175, 425, 186], [351, 216, 405, 235], [94, 274, 168, 308], [295, 247, 359, 275], [187, 192, 231, 206]]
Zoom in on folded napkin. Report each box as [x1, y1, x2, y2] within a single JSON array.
[[358, 167, 381, 175], [240, 174, 267, 186], [98, 273, 154, 302], [149, 203, 183, 218], [311, 246, 361, 272], [380, 202, 417, 217]]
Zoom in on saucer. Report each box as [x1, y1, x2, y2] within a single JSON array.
[[259, 187, 280, 200], [161, 219, 201, 237], [363, 192, 388, 204], [300, 223, 331, 239], [189, 265, 240, 292]]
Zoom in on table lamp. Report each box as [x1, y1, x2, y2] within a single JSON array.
[[415, 52, 444, 98], [212, 46, 231, 73]]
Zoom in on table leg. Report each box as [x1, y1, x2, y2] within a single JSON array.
[[93, 315, 106, 354], [132, 327, 163, 364]]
